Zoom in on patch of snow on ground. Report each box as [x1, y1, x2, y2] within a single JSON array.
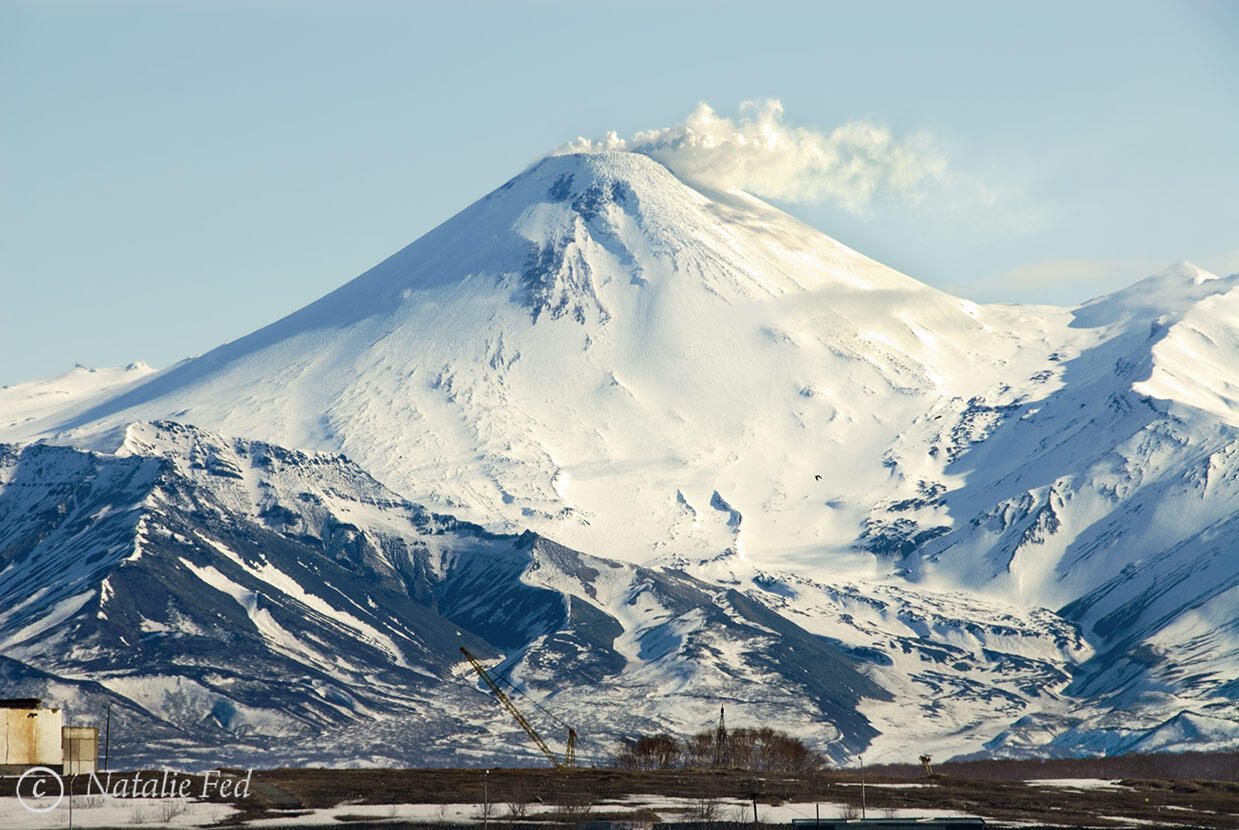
[[1025, 778, 1129, 790], [0, 795, 237, 828]]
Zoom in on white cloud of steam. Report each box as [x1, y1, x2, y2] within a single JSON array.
[[559, 100, 949, 216]]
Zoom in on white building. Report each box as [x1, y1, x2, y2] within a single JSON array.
[[0, 698, 97, 774]]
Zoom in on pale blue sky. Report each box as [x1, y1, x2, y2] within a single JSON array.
[[3, 0, 1236, 386]]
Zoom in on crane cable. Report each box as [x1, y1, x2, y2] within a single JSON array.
[[460, 647, 578, 767], [490, 667, 609, 764], [485, 655, 612, 762], [490, 663, 572, 730]]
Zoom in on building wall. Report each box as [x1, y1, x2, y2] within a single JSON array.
[[62, 726, 98, 774], [1, 706, 63, 766]]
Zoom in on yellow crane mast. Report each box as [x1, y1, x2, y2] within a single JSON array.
[[460, 647, 576, 768]]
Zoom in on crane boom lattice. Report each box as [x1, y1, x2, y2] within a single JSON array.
[[460, 647, 576, 768]]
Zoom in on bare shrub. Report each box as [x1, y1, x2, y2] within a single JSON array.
[[473, 798, 497, 822], [614, 733, 682, 769], [682, 732, 715, 768], [688, 796, 722, 824], [726, 726, 822, 772], [555, 793, 593, 821], [156, 800, 185, 822], [615, 725, 823, 772]]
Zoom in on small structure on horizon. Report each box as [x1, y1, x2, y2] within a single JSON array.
[[920, 754, 934, 778], [714, 705, 729, 767], [63, 725, 99, 774]]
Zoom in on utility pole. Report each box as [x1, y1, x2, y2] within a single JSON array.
[[743, 778, 763, 827], [859, 752, 867, 820], [66, 705, 73, 830], [104, 702, 112, 770]]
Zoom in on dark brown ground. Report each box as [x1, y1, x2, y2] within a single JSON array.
[[236, 758, 1239, 828], [5, 755, 1239, 828]]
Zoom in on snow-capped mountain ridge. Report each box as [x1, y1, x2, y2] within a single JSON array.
[[1127, 265, 1239, 427], [1, 420, 1228, 764], [0, 422, 917, 766], [2, 149, 1238, 761]]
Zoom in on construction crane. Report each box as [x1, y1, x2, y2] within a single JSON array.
[[460, 647, 576, 768]]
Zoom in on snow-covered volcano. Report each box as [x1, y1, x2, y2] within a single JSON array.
[[5, 151, 1069, 572], [4, 149, 1239, 762]]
